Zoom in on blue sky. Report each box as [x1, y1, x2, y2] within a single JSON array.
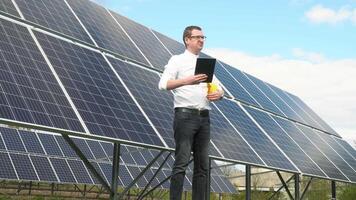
[[93, 0, 356, 146]]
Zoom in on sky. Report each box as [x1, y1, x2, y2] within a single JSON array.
[[92, 0, 356, 147]]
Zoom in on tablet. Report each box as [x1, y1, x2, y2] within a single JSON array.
[[194, 58, 216, 83]]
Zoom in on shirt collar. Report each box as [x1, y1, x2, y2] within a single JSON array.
[[184, 49, 199, 58]]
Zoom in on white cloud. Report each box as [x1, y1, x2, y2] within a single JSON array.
[[305, 5, 354, 25], [204, 48, 356, 147]]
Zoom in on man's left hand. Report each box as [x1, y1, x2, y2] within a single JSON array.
[[207, 90, 223, 101]]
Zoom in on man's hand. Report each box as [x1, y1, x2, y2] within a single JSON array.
[[183, 74, 208, 85], [207, 90, 224, 101]]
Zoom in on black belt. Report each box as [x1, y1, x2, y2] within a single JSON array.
[[175, 107, 209, 117]]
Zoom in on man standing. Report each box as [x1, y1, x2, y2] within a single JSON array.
[[158, 26, 224, 200]]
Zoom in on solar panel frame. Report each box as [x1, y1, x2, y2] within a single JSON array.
[[10, 153, 39, 181]]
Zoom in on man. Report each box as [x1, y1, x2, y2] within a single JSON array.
[[158, 26, 224, 200]]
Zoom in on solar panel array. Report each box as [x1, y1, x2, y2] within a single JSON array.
[[0, 126, 234, 193], [0, 0, 355, 193]]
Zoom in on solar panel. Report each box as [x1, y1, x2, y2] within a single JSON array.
[[107, 57, 174, 148], [10, 153, 38, 181], [66, 0, 149, 65], [109, 11, 172, 70], [215, 62, 259, 106], [221, 63, 284, 116], [243, 72, 303, 122], [214, 99, 298, 172], [266, 83, 323, 130], [334, 138, 356, 160], [297, 125, 356, 182], [67, 159, 94, 184], [272, 116, 348, 181], [210, 104, 265, 165], [0, 152, 18, 179], [0, 0, 20, 17], [34, 31, 164, 146], [14, 0, 94, 45], [1, 127, 26, 152], [286, 92, 340, 136], [30, 155, 58, 182], [151, 30, 185, 55], [37, 133, 63, 156], [49, 157, 77, 183], [19, 130, 45, 154], [0, 18, 84, 132], [243, 106, 326, 177]]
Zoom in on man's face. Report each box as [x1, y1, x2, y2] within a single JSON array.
[[185, 29, 205, 52]]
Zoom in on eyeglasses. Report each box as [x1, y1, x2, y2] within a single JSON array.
[[189, 35, 207, 40]]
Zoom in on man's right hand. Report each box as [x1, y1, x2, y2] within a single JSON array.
[[183, 74, 208, 85]]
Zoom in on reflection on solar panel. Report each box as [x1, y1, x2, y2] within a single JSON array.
[[151, 30, 185, 55], [0, 18, 84, 132], [297, 125, 356, 182], [286, 92, 339, 136], [34, 31, 164, 146], [215, 99, 297, 172], [14, 0, 94, 45], [215, 62, 259, 106], [110, 11, 172, 69], [0, 0, 19, 17], [272, 116, 348, 181], [66, 0, 149, 65], [243, 106, 326, 177], [210, 104, 264, 164]]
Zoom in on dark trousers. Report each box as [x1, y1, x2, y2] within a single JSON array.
[[170, 109, 210, 200]]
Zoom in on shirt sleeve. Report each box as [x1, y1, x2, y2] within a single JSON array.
[[158, 56, 178, 90]]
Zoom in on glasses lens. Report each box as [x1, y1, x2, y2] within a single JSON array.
[[190, 35, 206, 40]]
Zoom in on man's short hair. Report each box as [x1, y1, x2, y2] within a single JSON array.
[[183, 25, 202, 47]]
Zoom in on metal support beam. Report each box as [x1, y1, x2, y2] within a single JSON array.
[[246, 165, 251, 200], [276, 172, 294, 200], [268, 175, 294, 200], [331, 181, 336, 200], [117, 150, 165, 199], [300, 177, 313, 200], [137, 152, 172, 200], [110, 143, 121, 200], [206, 157, 212, 200], [295, 174, 300, 200], [62, 135, 111, 193]]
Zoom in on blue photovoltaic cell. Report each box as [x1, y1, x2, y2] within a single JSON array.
[[66, 0, 148, 65], [221, 63, 284, 116], [286, 92, 339, 136], [215, 62, 259, 106], [128, 166, 148, 188], [297, 125, 356, 182], [0, 18, 84, 132], [0, 134, 5, 150], [272, 116, 348, 181], [243, 72, 302, 122], [19, 130, 44, 154], [10, 153, 38, 181], [72, 138, 94, 160], [0, 0, 19, 17], [35, 31, 164, 146], [110, 12, 172, 70], [50, 158, 76, 183], [118, 164, 134, 187], [0, 152, 18, 179], [151, 30, 185, 56], [266, 83, 323, 130], [67, 159, 93, 184], [98, 163, 124, 186], [37, 133, 63, 156], [30, 155, 57, 182], [210, 104, 264, 165], [317, 132, 356, 176], [86, 140, 108, 161], [15, 0, 93, 45], [214, 99, 297, 172], [127, 146, 148, 166], [89, 161, 108, 185], [334, 138, 356, 160], [244, 106, 326, 177], [55, 136, 78, 158], [120, 146, 137, 165], [107, 57, 174, 147], [1, 127, 26, 152]]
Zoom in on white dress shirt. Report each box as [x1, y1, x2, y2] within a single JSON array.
[[158, 50, 222, 110]]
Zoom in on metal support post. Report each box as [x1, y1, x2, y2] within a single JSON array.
[[331, 181, 336, 200], [110, 143, 120, 200], [246, 165, 251, 200], [268, 175, 294, 200], [206, 157, 212, 200], [62, 135, 111, 192], [276, 172, 294, 199], [295, 174, 300, 200]]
